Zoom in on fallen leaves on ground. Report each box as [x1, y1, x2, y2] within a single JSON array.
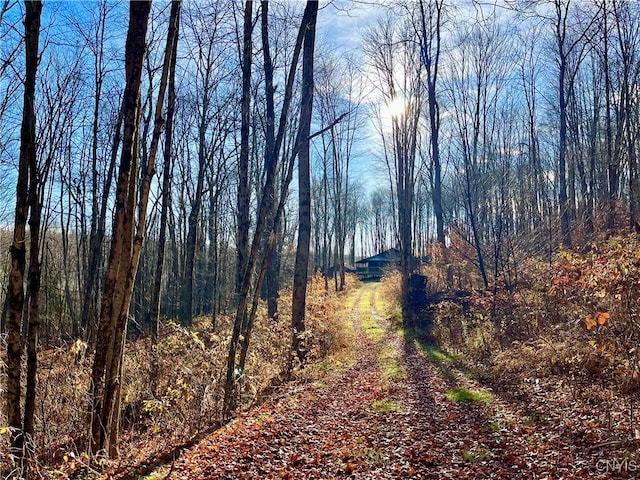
[[121, 284, 635, 479]]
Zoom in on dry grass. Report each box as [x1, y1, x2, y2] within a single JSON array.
[[377, 271, 403, 326], [422, 235, 640, 414], [0, 273, 360, 476]]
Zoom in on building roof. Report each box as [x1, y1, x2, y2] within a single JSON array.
[[355, 248, 401, 265]]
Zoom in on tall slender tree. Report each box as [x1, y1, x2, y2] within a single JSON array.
[[416, 0, 446, 245], [610, 0, 640, 228], [89, 0, 152, 456], [5, 2, 42, 477], [314, 52, 363, 292], [149, 0, 181, 339], [549, 0, 597, 247], [79, 1, 112, 340], [366, 15, 422, 313], [236, 0, 253, 297], [291, 0, 318, 364], [223, 0, 317, 418]]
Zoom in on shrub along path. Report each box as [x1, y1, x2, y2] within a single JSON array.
[[137, 283, 619, 479]]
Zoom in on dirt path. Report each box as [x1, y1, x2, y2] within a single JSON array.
[[143, 283, 617, 479]]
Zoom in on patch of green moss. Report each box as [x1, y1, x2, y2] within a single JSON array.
[[359, 298, 384, 342], [445, 387, 492, 404], [400, 329, 457, 362], [490, 420, 506, 432], [361, 447, 388, 466], [371, 398, 401, 414], [462, 448, 492, 463], [378, 346, 404, 381], [423, 344, 458, 364]]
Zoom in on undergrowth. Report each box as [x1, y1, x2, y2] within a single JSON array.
[[0, 273, 360, 476], [430, 236, 640, 403], [378, 234, 640, 439]]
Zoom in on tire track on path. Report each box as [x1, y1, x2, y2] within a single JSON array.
[[139, 283, 612, 479]]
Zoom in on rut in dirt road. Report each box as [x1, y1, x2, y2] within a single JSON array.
[[143, 283, 610, 479]]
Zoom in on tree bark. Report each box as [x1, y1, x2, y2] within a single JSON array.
[[236, 0, 253, 297], [262, 222, 281, 318], [180, 5, 223, 327], [80, 3, 119, 342], [5, 2, 42, 476], [89, 0, 151, 456], [291, 0, 318, 365], [602, 1, 616, 232], [149, 1, 181, 339], [223, 0, 309, 419], [418, 0, 445, 245]]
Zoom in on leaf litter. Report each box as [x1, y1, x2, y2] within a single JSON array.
[[122, 284, 636, 480]]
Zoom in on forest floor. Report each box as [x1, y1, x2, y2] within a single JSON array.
[[127, 282, 635, 480]]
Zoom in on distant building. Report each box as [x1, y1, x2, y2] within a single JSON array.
[[355, 248, 402, 280]]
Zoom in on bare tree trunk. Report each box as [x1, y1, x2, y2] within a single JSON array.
[[112, 0, 180, 454], [24, 58, 44, 447], [223, 0, 278, 419], [610, 1, 639, 229], [262, 222, 281, 318], [558, 25, 572, 247], [552, 0, 596, 246], [236, 0, 253, 296], [237, 111, 345, 387], [89, 0, 151, 456], [149, 1, 180, 339], [81, 113, 121, 342], [322, 154, 330, 292], [181, 162, 205, 326], [80, 3, 119, 341], [223, 0, 308, 419], [5, 2, 42, 477], [1, 293, 8, 334], [208, 188, 220, 326], [585, 88, 599, 238], [180, 3, 228, 327], [418, 0, 445, 245], [365, 17, 421, 314], [602, 1, 617, 232], [291, 1, 318, 366], [60, 174, 79, 336]]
